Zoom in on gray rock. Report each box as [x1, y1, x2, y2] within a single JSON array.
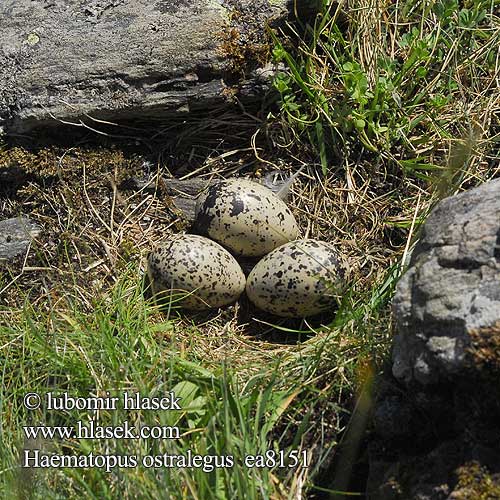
[[0, 216, 41, 262], [0, 0, 291, 135], [372, 395, 413, 439], [120, 170, 300, 222], [121, 176, 213, 221], [367, 434, 500, 500], [392, 178, 500, 385]]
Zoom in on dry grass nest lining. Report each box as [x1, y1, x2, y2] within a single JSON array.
[[0, 132, 495, 375]]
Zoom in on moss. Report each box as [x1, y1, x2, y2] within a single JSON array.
[[219, 26, 271, 77], [0, 144, 139, 183], [467, 321, 500, 373], [454, 461, 500, 500], [217, 5, 272, 79], [0, 146, 58, 177], [0, 143, 162, 308]]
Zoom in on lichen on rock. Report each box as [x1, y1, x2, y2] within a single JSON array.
[[391, 178, 500, 385], [0, 0, 292, 135], [368, 178, 500, 500]]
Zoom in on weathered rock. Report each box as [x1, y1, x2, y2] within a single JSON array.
[[367, 179, 500, 499], [120, 176, 213, 221], [392, 178, 500, 385], [0, 0, 292, 135], [120, 170, 297, 221], [0, 216, 42, 262], [368, 436, 500, 500]]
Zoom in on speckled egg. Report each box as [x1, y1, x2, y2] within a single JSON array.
[[246, 239, 345, 318], [147, 234, 246, 310], [193, 179, 299, 257]]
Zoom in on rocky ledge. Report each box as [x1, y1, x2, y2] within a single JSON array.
[[0, 0, 302, 135], [393, 177, 500, 385]]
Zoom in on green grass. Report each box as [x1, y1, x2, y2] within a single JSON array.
[[271, 0, 499, 186], [0, 264, 389, 499], [1, 0, 499, 498], [0, 267, 287, 498]]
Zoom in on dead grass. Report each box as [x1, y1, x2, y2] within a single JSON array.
[[0, 80, 496, 401]]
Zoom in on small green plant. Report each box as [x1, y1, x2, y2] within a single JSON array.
[[270, 0, 498, 186]]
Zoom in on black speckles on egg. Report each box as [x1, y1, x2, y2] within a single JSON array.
[[193, 179, 299, 257], [229, 196, 245, 217], [147, 234, 245, 310], [245, 239, 345, 318], [247, 194, 261, 202]]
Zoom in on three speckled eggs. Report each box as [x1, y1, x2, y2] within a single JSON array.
[[147, 177, 345, 317]]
